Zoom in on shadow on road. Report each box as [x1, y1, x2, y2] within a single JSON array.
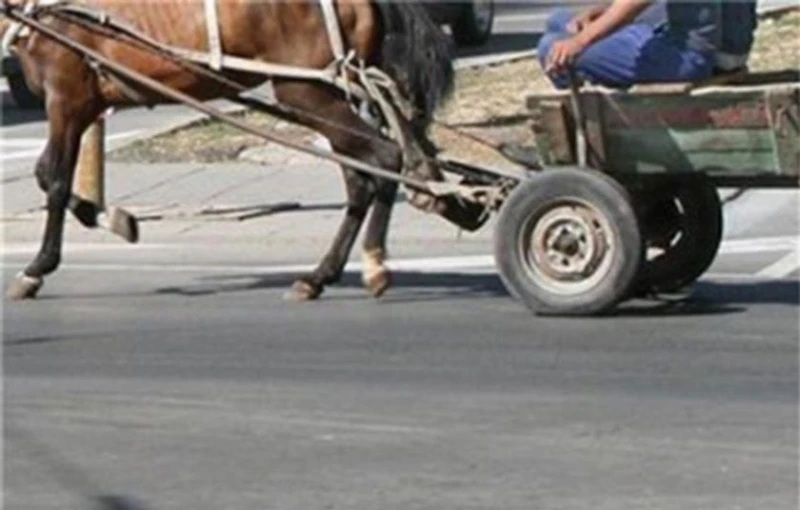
[[694, 279, 800, 305], [7, 268, 794, 318], [148, 271, 799, 315], [156, 270, 510, 302], [608, 280, 798, 318]]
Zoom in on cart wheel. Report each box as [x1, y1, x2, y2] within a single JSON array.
[[494, 167, 643, 316], [635, 174, 723, 294]]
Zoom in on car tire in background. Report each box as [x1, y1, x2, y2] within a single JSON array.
[[451, 0, 495, 47], [8, 71, 44, 109]]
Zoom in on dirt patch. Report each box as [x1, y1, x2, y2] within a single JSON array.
[[108, 110, 319, 164], [109, 8, 799, 169], [748, 8, 800, 73]]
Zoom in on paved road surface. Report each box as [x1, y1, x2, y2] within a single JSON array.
[[3, 164, 798, 510], [3, 254, 797, 510]]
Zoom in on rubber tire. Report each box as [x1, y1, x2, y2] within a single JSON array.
[[635, 174, 723, 294], [451, 0, 494, 47], [494, 167, 643, 316], [8, 72, 44, 110]]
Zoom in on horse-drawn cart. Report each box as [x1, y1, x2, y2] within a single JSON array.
[[497, 69, 800, 315], [2, 1, 798, 316]]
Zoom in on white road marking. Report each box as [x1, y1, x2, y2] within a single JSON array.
[[0, 138, 50, 148], [756, 250, 799, 279], [0, 130, 144, 162], [0, 243, 176, 256], [718, 236, 799, 255]]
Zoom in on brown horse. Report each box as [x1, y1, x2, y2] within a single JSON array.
[[1, 0, 483, 302]]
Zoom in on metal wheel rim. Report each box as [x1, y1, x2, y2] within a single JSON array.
[[645, 195, 684, 260], [645, 192, 695, 262], [517, 198, 616, 296]]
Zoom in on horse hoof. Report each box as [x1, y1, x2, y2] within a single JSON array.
[[99, 207, 139, 244], [6, 274, 43, 301], [283, 280, 323, 302], [109, 207, 139, 244], [364, 270, 392, 298]]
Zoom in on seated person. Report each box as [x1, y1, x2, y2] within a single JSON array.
[[536, 0, 758, 89]]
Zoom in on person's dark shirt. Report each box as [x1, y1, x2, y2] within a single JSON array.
[[630, 0, 758, 56]]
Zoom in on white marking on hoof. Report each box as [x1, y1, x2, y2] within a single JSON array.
[[362, 248, 391, 298], [6, 272, 44, 301]]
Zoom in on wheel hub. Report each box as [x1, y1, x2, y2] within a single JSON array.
[[533, 205, 607, 281], [521, 200, 614, 296]]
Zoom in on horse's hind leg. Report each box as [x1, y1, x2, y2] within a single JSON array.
[[360, 177, 398, 298], [6, 82, 101, 300], [287, 165, 376, 301]]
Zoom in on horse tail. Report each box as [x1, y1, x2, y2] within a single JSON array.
[[373, 0, 455, 127]]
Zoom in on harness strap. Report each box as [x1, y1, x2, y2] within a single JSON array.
[[203, 0, 222, 70], [318, 0, 345, 61], [2, 0, 61, 54]]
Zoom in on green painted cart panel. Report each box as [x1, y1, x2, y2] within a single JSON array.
[[525, 70, 800, 182]]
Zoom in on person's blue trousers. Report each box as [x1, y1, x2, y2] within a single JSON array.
[[537, 9, 715, 89]]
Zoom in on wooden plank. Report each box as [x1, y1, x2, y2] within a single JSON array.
[[524, 72, 800, 178], [606, 128, 778, 174], [528, 98, 574, 165], [583, 91, 607, 169], [766, 88, 800, 176], [600, 92, 770, 130], [627, 68, 750, 95]]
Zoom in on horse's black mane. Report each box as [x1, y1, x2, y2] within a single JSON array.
[[374, 0, 456, 126]]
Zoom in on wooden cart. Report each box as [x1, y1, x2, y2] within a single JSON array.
[[489, 70, 799, 315]]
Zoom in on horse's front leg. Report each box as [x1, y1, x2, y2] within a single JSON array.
[[6, 97, 99, 300]]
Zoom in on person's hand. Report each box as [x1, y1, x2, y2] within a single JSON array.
[[545, 35, 589, 74], [567, 5, 606, 33]]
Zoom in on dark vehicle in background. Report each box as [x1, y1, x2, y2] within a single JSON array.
[[2, 52, 44, 109], [2, 0, 494, 109], [424, 0, 495, 46]]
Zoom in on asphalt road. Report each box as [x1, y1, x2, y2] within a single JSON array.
[[3, 183, 799, 510], [3, 256, 798, 510]]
